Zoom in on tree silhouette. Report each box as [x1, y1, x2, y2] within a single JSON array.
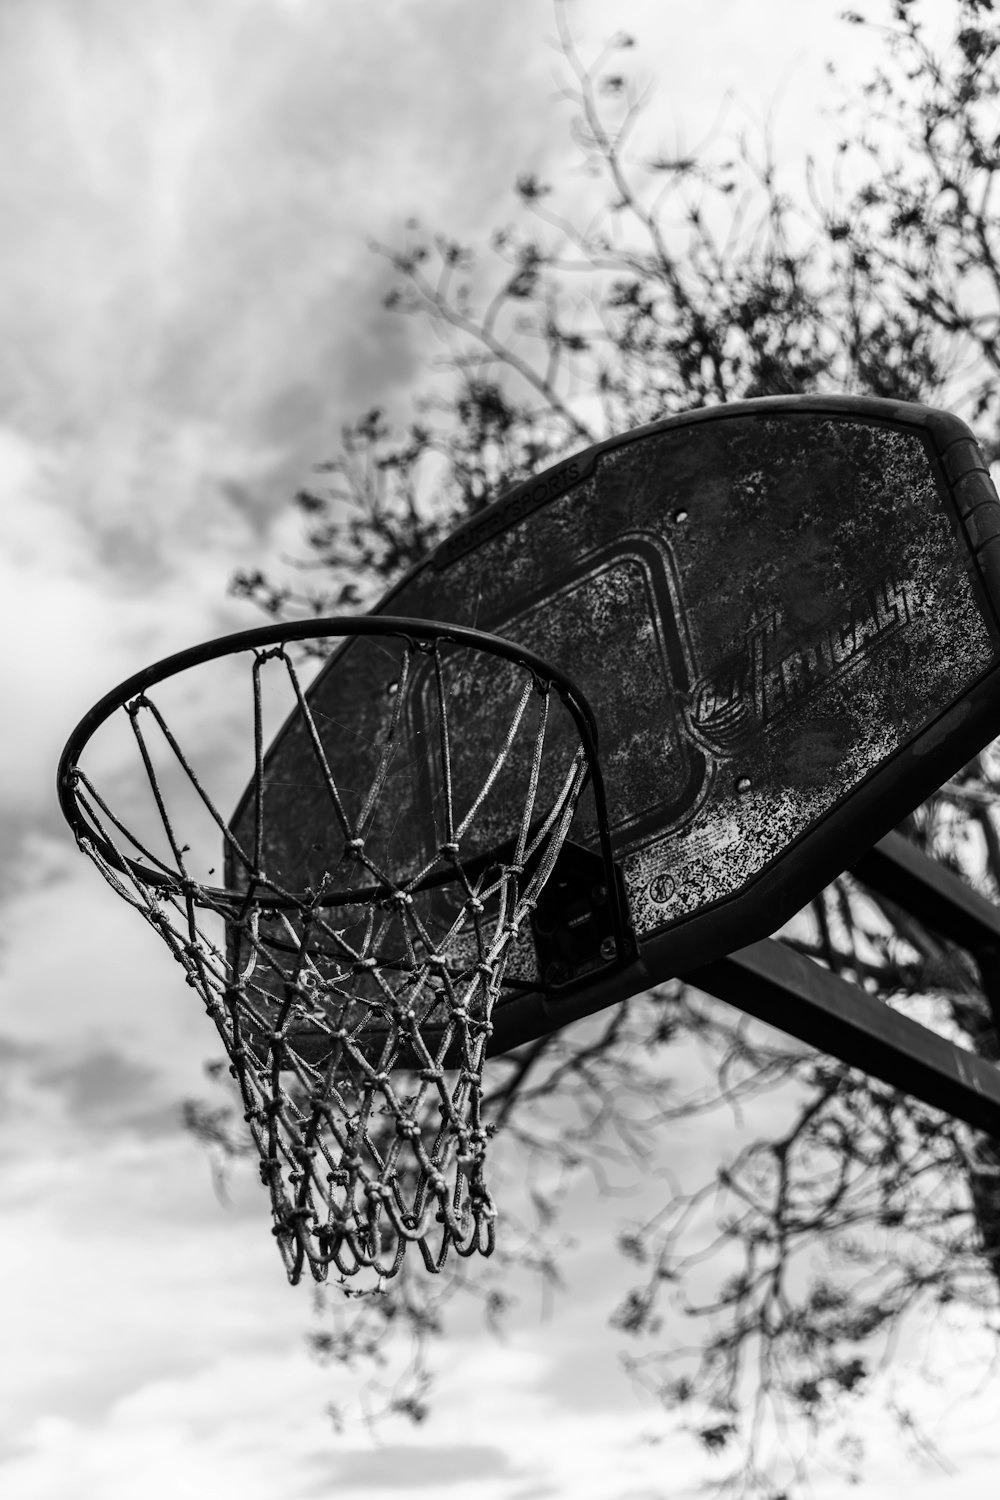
[[194, 1, 1000, 1490]]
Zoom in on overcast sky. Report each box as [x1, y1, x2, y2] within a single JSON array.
[[2, 2, 998, 1497]]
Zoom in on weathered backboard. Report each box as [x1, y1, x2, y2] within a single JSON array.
[[231, 396, 1000, 1052]]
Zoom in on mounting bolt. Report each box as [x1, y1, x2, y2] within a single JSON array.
[[599, 936, 618, 963]]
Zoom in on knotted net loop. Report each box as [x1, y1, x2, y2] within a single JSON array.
[[58, 617, 605, 1285]]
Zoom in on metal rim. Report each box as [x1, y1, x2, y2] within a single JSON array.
[[56, 615, 629, 955]]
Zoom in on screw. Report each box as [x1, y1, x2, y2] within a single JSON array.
[[599, 936, 618, 963]]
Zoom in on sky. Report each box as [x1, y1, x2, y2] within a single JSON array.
[[2, 1, 999, 1497]]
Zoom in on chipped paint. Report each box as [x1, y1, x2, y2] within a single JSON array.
[[233, 412, 997, 951]]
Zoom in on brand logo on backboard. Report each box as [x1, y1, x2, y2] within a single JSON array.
[[684, 575, 914, 755]]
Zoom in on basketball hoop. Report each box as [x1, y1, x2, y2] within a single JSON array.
[[57, 617, 625, 1284]]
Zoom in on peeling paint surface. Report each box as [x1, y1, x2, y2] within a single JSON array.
[[234, 413, 997, 954]]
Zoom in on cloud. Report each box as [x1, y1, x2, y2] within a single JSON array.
[[0, 0, 566, 570], [31, 1047, 165, 1135], [0, 845, 221, 1092], [321, 1443, 518, 1490]]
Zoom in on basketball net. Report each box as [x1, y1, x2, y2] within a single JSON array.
[[59, 621, 598, 1284]]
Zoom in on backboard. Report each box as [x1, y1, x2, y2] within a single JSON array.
[[231, 395, 1000, 1054]]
